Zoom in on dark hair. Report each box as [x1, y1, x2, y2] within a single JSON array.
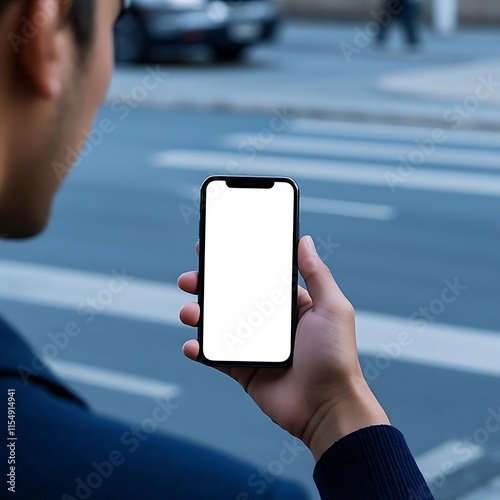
[[0, 0, 95, 55]]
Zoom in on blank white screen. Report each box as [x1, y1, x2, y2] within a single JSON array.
[[203, 180, 295, 363]]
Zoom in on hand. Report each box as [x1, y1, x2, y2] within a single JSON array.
[[178, 236, 390, 461]]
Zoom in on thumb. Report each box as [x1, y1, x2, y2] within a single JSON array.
[[298, 236, 348, 314]]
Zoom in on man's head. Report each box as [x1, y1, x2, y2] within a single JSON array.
[[0, 0, 124, 238]]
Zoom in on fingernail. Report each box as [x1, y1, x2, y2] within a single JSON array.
[[305, 236, 317, 255]]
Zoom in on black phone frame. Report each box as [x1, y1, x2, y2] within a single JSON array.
[[197, 175, 300, 368]]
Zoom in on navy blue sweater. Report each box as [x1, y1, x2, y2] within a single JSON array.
[[314, 425, 434, 499], [1, 317, 433, 499]]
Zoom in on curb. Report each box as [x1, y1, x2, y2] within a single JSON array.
[[105, 96, 500, 132]]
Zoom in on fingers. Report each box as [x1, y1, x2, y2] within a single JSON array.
[[298, 284, 312, 305], [177, 242, 199, 295], [179, 302, 200, 327], [177, 241, 200, 295], [298, 236, 350, 314], [182, 340, 232, 377], [297, 284, 313, 320], [178, 272, 198, 295], [180, 269, 311, 308], [180, 239, 316, 325], [183, 339, 200, 361]]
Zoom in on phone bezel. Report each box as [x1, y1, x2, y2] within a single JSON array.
[[197, 175, 300, 368]]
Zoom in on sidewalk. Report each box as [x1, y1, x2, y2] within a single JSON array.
[[107, 21, 500, 130], [378, 58, 500, 103]]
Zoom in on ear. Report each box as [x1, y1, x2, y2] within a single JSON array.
[[14, 0, 73, 99]]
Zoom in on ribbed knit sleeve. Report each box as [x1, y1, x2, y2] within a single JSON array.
[[313, 425, 434, 499]]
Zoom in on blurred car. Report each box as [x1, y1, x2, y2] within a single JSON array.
[[114, 0, 280, 63]]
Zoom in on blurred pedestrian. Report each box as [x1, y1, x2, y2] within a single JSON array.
[[376, 0, 423, 50]]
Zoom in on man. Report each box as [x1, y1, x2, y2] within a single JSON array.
[[0, 1, 433, 499]]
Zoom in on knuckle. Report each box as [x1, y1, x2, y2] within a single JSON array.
[[340, 299, 355, 320], [320, 263, 334, 281], [322, 301, 353, 320]]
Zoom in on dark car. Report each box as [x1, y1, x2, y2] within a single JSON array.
[[115, 0, 280, 63]]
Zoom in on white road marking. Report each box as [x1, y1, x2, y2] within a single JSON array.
[[458, 475, 500, 500], [2, 261, 500, 378], [301, 197, 396, 220], [175, 183, 396, 221], [224, 134, 500, 171], [291, 119, 500, 149], [0, 260, 188, 325], [152, 150, 500, 197], [416, 440, 484, 484], [356, 311, 500, 379], [47, 359, 180, 399]]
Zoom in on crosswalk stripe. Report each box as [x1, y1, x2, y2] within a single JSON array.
[[174, 182, 395, 221], [47, 360, 180, 399], [152, 150, 500, 197], [224, 134, 500, 170], [291, 119, 500, 149], [458, 476, 500, 499], [416, 440, 484, 485], [0, 260, 188, 325], [301, 197, 396, 220], [2, 260, 500, 378]]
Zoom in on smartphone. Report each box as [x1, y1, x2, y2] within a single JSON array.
[[198, 175, 300, 367]]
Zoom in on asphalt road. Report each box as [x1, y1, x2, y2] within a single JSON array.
[[1, 22, 500, 500]]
